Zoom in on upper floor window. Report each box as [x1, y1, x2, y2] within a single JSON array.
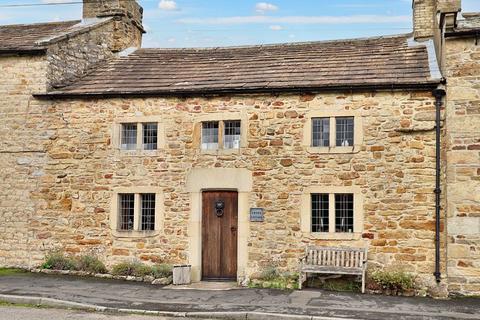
[[312, 118, 330, 147], [143, 123, 158, 150], [120, 122, 158, 151], [202, 121, 219, 150], [201, 120, 241, 150], [304, 111, 362, 153], [336, 117, 354, 147], [121, 123, 137, 150]]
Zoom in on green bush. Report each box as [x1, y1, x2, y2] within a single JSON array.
[[370, 269, 415, 291], [249, 267, 299, 290], [152, 264, 173, 278], [41, 252, 77, 271], [76, 255, 107, 274], [111, 261, 154, 277]]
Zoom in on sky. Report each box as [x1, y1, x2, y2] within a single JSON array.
[[1, 0, 480, 48]]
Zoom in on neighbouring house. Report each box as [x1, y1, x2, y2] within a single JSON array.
[[0, 0, 478, 296]]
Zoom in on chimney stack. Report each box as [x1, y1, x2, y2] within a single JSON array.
[[82, 0, 145, 51]]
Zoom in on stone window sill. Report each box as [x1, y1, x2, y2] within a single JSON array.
[[200, 148, 241, 155], [308, 232, 362, 240], [112, 230, 160, 239], [115, 149, 163, 156], [306, 146, 361, 154]]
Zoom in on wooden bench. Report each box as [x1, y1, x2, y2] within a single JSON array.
[[299, 246, 368, 293]]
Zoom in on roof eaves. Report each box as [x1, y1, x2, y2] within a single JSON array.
[[35, 81, 441, 100]]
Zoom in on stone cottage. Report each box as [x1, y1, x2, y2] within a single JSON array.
[[0, 0, 478, 296]]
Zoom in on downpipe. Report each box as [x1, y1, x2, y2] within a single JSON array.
[[433, 88, 446, 283]]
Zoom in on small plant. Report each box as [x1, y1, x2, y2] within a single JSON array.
[[249, 267, 299, 290], [76, 255, 107, 274], [41, 252, 76, 271], [260, 266, 279, 281], [111, 261, 153, 277], [322, 277, 361, 292], [152, 264, 173, 278], [370, 269, 415, 292]]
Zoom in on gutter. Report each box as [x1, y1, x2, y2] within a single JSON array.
[[34, 82, 441, 100], [433, 88, 446, 283]]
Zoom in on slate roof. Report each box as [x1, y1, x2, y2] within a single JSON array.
[[46, 34, 441, 96], [0, 20, 80, 53], [0, 19, 111, 54]]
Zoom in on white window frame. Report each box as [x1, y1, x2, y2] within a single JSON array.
[[301, 186, 364, 240], [111, 187, 164, 238], [303, 110, 363, 154]]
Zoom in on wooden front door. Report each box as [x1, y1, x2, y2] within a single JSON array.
[[202, 191, 238, 280]]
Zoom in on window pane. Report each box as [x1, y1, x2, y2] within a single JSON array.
[[121, 123, 137, 150], [312, 118, 330, 147], [141, 193, 156, 231], [224, 120, 241, 149], [311, 194, 329, 232], [336, 117, 354, 147], [201, 122, 219, 150], [119, 194, 134, 230], [335, 194, 354, 233], [143, 123, 158, 150]]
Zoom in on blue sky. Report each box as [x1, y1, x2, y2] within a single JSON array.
[[1, 0, 480, 48]]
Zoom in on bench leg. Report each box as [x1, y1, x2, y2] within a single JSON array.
[[362, 270, 365, 294], [299, 272, 302, 290]]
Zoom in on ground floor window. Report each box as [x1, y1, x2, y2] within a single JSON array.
[[117, 193, 158, 232], [303, 188, 361, 238]]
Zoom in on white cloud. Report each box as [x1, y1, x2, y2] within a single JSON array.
[[255, 2, 278, 14], [269, 25, 283, 30], [41, 0, 72, 3], [177, 15, 410, 25], [159, 0, 177, 11], [167, 37, 176, 43]]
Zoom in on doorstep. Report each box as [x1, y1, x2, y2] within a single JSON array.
[[163, 281, 240, 290]]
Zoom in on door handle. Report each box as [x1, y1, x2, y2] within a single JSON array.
[[231, 226, 237, 232]]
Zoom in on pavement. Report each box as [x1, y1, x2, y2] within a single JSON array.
[[0, 273, 479, 320], [0, 306, 179, 320]]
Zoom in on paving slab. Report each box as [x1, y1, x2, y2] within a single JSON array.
[[0, 273, 479, 320]]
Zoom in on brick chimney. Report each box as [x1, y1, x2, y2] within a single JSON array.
[[413, 0, 461, 40], [83, 0, 145, 51]]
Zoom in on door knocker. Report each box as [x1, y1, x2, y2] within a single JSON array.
[[215, 200, 225, 217]]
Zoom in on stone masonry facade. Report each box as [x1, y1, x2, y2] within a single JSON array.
[[445, 35, 480, 295], [1, 0, 480, 297]]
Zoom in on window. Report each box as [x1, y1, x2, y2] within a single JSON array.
[[312, 118, 330, 147], [201, 121, 219, 150], [310, 193, 354, 233], [335, 194, 354, 233], [336, 117, 354, 147], [119, 194, 135, 230], [141, 193, 156, 231], [304, 112, 361, 153], [201, 120, 242, 150], [121, 124, 137, 150], [311, 194, 329, 232], [224, 120, 241, 149], [143, 123, 158, 150], [117, 193, 157, 231], [119, 122, 159, 151]]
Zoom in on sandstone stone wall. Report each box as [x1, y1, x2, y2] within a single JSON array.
[[445, 36, 480, 295], [22, 91, 445, 286], [0, 55, 50, 267]]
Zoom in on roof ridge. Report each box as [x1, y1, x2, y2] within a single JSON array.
[[138, 33, 412, 52], [0, 20, 80, 28]]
